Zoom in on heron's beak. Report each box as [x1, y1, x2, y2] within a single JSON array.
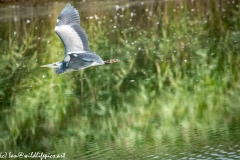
[[41, 64, 53, 68], [41, 63, 60, 68]]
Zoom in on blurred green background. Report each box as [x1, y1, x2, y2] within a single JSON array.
[[0, 0, 240, 159]]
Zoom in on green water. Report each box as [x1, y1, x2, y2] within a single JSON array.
[[0, 0, 240, 159]]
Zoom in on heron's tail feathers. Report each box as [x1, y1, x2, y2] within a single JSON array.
[[104, 59, 120, 64]]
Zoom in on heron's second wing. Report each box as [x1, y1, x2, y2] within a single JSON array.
[[55, 3, 90, 53], [67, 52, 104, 70]]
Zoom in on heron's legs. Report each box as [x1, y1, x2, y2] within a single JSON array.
[[104, 59, 120, 64]]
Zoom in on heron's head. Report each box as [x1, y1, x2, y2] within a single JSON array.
[[41, 62, 61, 68]]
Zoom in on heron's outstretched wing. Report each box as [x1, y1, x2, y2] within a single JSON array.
[[55, 3, 90, 53]]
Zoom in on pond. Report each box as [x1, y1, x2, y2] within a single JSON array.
[[0, 0, 240, 159]]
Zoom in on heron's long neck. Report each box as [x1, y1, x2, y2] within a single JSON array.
[[55, 61, 66, 74]]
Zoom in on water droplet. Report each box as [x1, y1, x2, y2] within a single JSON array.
[[14, 16, 18, 22], [115, 5, 120, 10], [130, 12, 135, 17]]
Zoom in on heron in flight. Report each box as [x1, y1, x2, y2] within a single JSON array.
[[42, 3, 119, 74]]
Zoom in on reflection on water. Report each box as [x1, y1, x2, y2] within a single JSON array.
[[0, 0, 240, 159]]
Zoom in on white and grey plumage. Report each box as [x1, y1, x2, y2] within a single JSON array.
[[42, 3, 119, 74]]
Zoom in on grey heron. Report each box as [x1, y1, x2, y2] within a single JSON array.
[[41, 3, 119, 74]]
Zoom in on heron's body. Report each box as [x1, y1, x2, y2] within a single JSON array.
[[55, 51, 104, 74], [42, 3, 119, 74]]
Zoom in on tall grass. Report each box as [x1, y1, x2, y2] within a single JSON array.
[[0, 0, 240, 157]]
